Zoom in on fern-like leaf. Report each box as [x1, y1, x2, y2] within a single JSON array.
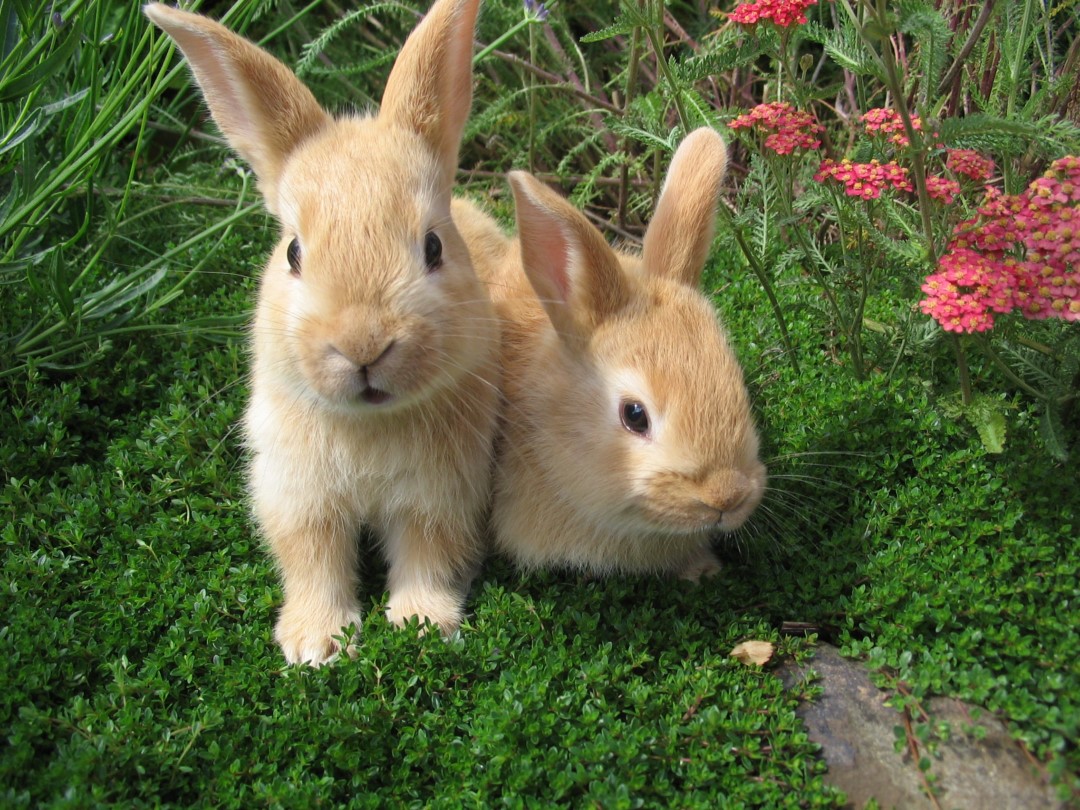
[[296, 4, 404, 78]]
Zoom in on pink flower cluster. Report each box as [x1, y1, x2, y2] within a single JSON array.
[[946, 149, 995, 182], [926, 175, 961, 204], [729, 0, 818, 27], [920, 156, 1080, 332], [728, 102, 824, 155], [814, 158, 913, 199], [861, 107, 922, 147], [920, 249, 1018, 332]]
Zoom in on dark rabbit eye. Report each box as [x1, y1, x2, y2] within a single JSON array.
[[424, 231, 443, 271], [620, 400, 650, 435], [287, 237, 301, 276]]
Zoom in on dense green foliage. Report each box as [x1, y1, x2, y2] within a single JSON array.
[[2, 0, 1078, 805]]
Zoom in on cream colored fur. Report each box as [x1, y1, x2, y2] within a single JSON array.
[[475, 128, 767, 580], [145, 0, 499, 665]]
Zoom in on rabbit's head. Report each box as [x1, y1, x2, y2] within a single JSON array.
[[508, 129, 766, 539], [145, 0, 492, 413]]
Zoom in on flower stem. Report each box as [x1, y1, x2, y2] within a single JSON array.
[[617, 23, 645, 229], [872, 15, 938, 265], [977, 336, 1051, 402], [474, 15, 538, 65], [643, 0, 690, 131], [951, 335, 973, 406], [716, 203, 800, 374]]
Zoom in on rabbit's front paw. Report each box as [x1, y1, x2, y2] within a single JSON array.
[[678, 547, 722, 584], [274, 605, 362, 666], [385, 585, 463, 636]]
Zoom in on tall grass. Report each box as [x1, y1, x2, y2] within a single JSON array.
[[0, 1, 287, 375]]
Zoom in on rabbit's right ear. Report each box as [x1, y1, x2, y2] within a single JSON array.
[[509, 171, 629, 344], [379, 0, 481, 194], [641, 128, 728, 288], [144, 3, 331, 213]]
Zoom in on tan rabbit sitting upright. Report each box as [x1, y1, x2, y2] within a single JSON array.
[[145, 0, 499, 665], [477, 128, 766, 581]]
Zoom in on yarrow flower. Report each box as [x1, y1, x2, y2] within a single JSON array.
[[728, 102, 823, 155], [919, 249, 1018, 333], [861, 107, 922, 147], [946, 149, 995, 182], [814, 158, 913, 199], [729, 0, 818, 28], [925, 175, 961, 204], [920, 155, 1080, 331]]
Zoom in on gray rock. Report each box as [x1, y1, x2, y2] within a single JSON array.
[[777, 644, 1065, 809]]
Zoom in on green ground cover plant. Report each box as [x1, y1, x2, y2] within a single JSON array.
[[2, 0, 1078, 806]]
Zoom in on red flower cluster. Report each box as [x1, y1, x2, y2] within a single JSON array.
[[814, 158, 913, 199], [729, 0, 818, 28], [946, 149, 995, 182], [728, 102, 823, 155], [861, 107, 922, 147], [920, 249, 1018, 332], [926, 175, 961, 204], [921, 156, 1080, 332]]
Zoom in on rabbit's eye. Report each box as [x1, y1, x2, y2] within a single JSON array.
[[287, 238, 301, 276], [620, 400, 650, 435], [424, 231, 443, 271]]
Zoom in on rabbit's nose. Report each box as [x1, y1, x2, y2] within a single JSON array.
[[329, 339, 395, 371], [705, 472, 752, 515], [361, 339, 395, 371]]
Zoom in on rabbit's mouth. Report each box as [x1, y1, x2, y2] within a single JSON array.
[[360, 386, 392, 406]]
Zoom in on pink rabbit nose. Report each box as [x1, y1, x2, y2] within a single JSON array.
[[703, 473, 755, 525], [361, 339, 395, 370], [328, 339, 395, 371]]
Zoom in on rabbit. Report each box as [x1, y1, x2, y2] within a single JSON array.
[[144, 0, 500, 666], [482, 127, 767, 581]]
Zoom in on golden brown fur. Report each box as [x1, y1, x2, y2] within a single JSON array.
[[475, 128, 767, 579], [145, 0, 498, 665]]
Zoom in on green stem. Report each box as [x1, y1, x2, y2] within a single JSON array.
[[777, 31, 787, 103], [951, 335, 973, 406], [768, 160, 846, 339], [716, 204, 800, 374], [848, 202, 873, 379], [1015, 335, 1057, 357], [976, 336, 1051, 402], [886, 310, 913, 380], [617, 25, 644, 229], [643, 1, 689, 131], [474, 15, 540, 65], [527, 22, 538, 172], [872, 8, 938, 265], [1005, 0, 1036, 119]]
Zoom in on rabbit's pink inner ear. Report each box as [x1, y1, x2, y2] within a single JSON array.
[[379, 0, 480, 191], [642, 128, 728, 288], [145, 4, 330, 203], [511, 174, 573, 307], [511, 171, 630, 336]]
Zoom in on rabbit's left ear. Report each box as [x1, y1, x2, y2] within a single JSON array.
[[509, 171, 630, 346], [379, 0, 481, 193], [144, 4, 331, 214], [641, 128, 728, 288]]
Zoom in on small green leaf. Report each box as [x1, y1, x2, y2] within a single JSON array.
[[1038, 406, 1069, 462], [966, 397, 1008, 454]]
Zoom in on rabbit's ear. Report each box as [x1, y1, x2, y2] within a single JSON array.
[[379, 0, 480, 193], [509, 171, 629, 343], [144, 4, 330, 213], [641, 128, 728, 288]]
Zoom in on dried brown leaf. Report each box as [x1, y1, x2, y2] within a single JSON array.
[[729, 640, 775, 667]]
